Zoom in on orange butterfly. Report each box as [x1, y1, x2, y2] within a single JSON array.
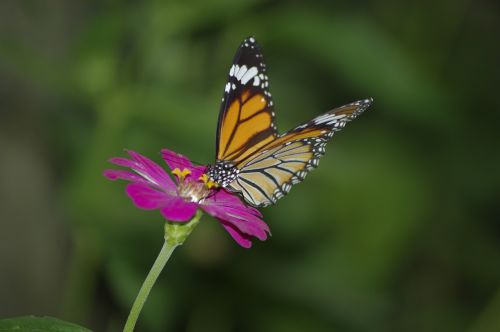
[[207, 37, 372, 207]]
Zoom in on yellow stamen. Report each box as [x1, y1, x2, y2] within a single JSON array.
[[172, 168, 191, 181], [199, 174, 219, 189]]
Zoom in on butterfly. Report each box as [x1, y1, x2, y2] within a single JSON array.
[[207, 37, 372, 207]]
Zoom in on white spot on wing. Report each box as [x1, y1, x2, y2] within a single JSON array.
[[313, 113, 346, 125], [236, 65, 248, 80], [240, 66, 258, 84]]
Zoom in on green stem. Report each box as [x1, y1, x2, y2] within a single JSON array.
[[123, 241, 176, 332], [123, 210, 202, 332]]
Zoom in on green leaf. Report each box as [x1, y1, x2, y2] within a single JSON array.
[[0, 316, 91, 332]]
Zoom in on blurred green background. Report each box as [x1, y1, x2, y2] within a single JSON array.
[[1, 1, 500, 331]]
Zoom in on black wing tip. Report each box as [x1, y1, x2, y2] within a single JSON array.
[[351, 97, 373, 114], [240, 36, 261, 49], [327, 97, 372, 121], [357, 97, 373, 107], [340, 97, 373, 109], [244, 35, 257, 42]]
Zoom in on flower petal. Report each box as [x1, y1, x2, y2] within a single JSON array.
[[126, 150, 176, 190], [190, 165, 208, 182], [161, 148, 194, 171], [126, 183, 172, 210], [202, 189, 270, 245], [218, 211, 269, 240], [104, 169, 149, 184], [109, 157, 140, 168], [206, 189, 263, 217], [160, 198, 198, 222], [220, 221, 253, 248], [161, 148, 206, 180]]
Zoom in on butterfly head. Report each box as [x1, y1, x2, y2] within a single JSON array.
[[207, 160, 239, 188]]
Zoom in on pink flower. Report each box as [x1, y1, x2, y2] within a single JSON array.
[[103, 149, 270, 248]]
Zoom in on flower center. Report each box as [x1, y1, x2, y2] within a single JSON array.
[[178, 180, 209, 203], [172, 168, 215, 203]]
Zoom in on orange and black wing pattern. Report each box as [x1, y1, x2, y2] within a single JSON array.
[[208, 37, 372, 207], [227, 99, 373, 207], [215, 37, 278, 164]]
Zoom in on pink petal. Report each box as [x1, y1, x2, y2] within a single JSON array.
[[126, 183, 172, 210], [109, 157, 140, 168], [161, 148, 194, 171], [202, 189, 270, 244], [161, 148, 207, 180], [221, 221, 253, 248], [205, 204, 269, 237], [126, 150, 176, 190], [103, 169, 149, 184], [221, 213, 269, 240], [160, 198, 198, 222], [189, 165, 208, 181], [205, 189, 263, 217]]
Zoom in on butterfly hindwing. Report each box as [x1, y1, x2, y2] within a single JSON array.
[[227, 140, 315, 207], [227, 99, 373, 207], [216, 37, 278, 163]]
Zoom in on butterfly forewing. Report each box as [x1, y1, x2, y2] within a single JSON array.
[[216, 37, 277, 163]]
